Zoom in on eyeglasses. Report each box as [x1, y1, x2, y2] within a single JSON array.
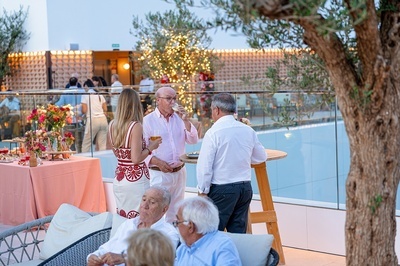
[[158, 96, 177, 102], [172, 220, 188, 228]]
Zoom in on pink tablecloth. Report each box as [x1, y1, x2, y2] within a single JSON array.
[[0, 156, 107, 225]]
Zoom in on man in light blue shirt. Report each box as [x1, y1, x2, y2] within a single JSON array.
[[174, 196, 241, 266], [0, 91, 21, 138], [55, 76, 85, 116]]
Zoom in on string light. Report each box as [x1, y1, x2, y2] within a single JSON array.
[[137, 32, 213, 115]]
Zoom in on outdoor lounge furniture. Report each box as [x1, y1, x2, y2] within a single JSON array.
[[0, 204, 112, 265], [1, 204, 279, 266]]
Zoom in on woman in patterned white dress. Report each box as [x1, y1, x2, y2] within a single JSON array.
[[107, 89, 161, 218]]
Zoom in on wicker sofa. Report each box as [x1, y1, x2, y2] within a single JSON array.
[[0, 213, 111, 266], [1, 209, 279, 266]]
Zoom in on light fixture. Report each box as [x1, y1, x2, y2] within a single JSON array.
[[123, 63, 130, 70]]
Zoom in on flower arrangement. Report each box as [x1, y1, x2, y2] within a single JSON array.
[[27, 104, 74, 131], [24, 130, 48, 157], [26, 104, 75, 153], [44, 104, 74, 131], [62, 131, 75, 147]]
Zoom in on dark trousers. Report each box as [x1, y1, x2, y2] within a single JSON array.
[[208, 181, 253, 233]]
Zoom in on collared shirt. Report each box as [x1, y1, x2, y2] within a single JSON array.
[[55, 86, 85, 107], [175, 231, 242, 266], [196, 115, 267, 194], [139, 78, 154, 92], [0, 97, 20, 114], [88, 216, 179, 266], [110, 81, 123, 107], [143, 107, 198, 167], [55, 86, 86, 120]]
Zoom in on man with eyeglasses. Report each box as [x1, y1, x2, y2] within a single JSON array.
[[196, 93, 267, 233], [143, 86, 198, 223], [174, 196, 241, 266], [86, 186, 179, 266]]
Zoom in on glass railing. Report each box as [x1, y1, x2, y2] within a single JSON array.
[[1, 83, 397, 214]]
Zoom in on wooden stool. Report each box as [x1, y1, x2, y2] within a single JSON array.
[[247, 149, 287, 265]]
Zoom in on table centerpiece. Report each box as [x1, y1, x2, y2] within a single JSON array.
[[26, 104, 75, 158]]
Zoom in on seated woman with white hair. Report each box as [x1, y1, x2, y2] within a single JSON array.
[[173, 196, 242, 266]]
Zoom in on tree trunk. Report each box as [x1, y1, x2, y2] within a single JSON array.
[[343, 85, 400, 265]]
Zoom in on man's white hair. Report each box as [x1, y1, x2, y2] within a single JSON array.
[[179, 196, 219, 234]]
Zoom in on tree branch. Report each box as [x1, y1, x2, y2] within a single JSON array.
[[344, 0, 383, 88]]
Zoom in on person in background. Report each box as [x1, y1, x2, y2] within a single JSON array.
[[56, 76, 85, 156], [108, 88, 161, 218], [91, 76, 103, 91], [110, 74, 123, 117], [139, 74, 154, 113], [174, 196, 241, 266], [196, 93, 267, 233], [143, 86, 198, 223], [125, 228, 174, 266], [139, 74, 154, 93], [87, 187, 179, 266], [65, 72, 82, 88], [99, 76, 108, 87], [0, 90, 20, 139], [56, 77, 85, 108], [81, 79, 108, 152]]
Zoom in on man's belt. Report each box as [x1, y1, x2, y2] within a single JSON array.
[[149, 163, 185, 173]]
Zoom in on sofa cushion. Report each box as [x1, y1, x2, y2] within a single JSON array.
[[224, 232, 274, 266], [110, 213, 128, 238], [39, 204, 112, 260]]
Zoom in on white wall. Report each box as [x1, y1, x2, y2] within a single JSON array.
[[0, 0, 249, 52], [0, 0, 49, 51]]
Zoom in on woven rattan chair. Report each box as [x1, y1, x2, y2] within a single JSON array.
[[267, 248, 280, 266], [37, 228, 110, 266], [0, 213, 109, 266], [0, 215, 53, 265]]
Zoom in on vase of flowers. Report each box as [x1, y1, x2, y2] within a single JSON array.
[[61, 132, 75, 159], [27, 104, 75, 154], [25, 130, 47, 164]]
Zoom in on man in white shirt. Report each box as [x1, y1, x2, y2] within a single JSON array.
[[196, 93, 267, 233], [143, 87, 198, 223], [110, 74, 123, 116], [87, 186, 179, 266], [139, 75, 155, 113], [139, 75, 154, 93]]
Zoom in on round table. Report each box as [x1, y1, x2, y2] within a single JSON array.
[[180, 148, 287, 264], [180, 149, 287, 164]]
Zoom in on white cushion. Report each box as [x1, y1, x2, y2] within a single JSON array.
[[110, 213, 128, 238], [39, 204, 112, 260], [224, 232, 274, 266]]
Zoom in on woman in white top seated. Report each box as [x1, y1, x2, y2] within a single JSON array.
[[81, 79, 108, 152]]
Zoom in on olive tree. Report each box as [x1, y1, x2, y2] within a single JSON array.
[[169, 0, 400, 265], [0, 6, 30, 88]]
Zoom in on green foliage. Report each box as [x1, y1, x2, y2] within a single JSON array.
[[349, 85, 373, 109], [0, 6, 30, 85], [369, 194, 383, 215]]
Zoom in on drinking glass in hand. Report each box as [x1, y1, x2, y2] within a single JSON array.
[[150, 130, 161, 141]]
